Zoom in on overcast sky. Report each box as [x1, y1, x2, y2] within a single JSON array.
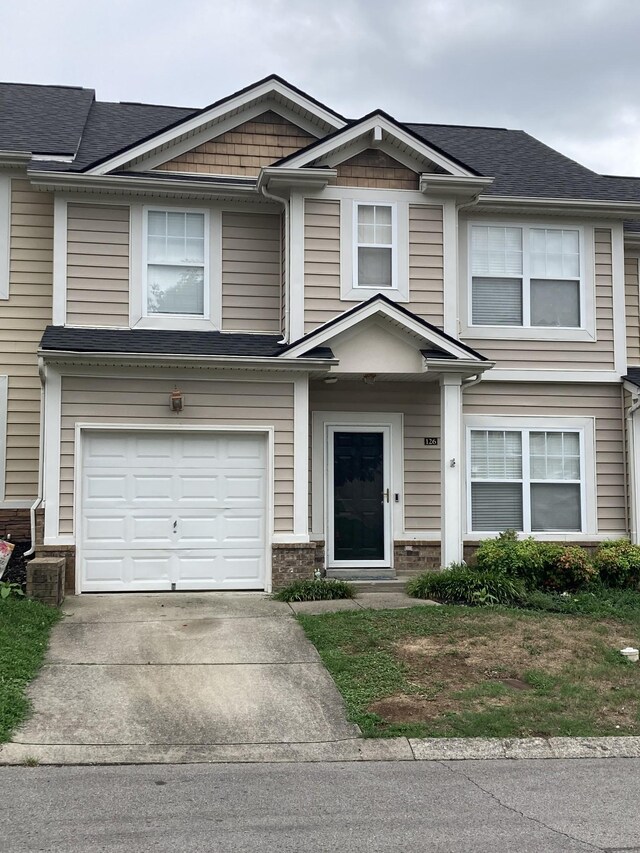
[[1, 0, 639, 175]]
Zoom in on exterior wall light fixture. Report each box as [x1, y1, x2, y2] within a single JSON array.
[[169, 388, 184, 413]]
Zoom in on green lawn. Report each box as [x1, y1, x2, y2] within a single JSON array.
[[0, 597, 60, 743], [298, 603, 640, 739]]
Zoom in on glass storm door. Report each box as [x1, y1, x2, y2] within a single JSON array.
[[328, 428, 391, 567]]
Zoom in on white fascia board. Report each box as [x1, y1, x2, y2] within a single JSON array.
[[258, 167, 337, 192], [420, 174, 494, 201], [38, 349, 338, 371], [85, 80, 347, 176], [282, 300, 484, 361], [27, 171, 259, 200], [476, 195, 640, 218], [280, 115, 475, 177], [488, 369, 623, 383]]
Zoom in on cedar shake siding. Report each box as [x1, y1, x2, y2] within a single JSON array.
[[331, 149, 419, 190], [153, 111, 316, 176]]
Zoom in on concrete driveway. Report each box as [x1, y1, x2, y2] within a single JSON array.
[[3, 592, 362, 763]]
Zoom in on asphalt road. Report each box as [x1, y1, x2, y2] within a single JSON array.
[[2, 759, 639, 852]]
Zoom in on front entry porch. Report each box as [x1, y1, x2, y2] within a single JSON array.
[[308, 375, 467, 582]]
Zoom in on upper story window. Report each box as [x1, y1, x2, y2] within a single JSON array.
[[355, 204, 394, 289], [470, 224, 582, 329], [144, 210, 208, 317]]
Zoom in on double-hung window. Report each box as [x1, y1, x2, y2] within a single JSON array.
[[469, 428, 583, 533], [354, 203, 395, 289], [470, 224, 582, 328], [145, 210, 208, 317]]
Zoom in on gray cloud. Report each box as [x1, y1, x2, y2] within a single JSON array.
[[1, 0, 639, 174]]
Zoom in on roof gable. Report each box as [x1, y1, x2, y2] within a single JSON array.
[[280, 295, 488, 362], [274, 112, 479, 178], [84, 75, 347, 176], [151, 110, 316, 177]]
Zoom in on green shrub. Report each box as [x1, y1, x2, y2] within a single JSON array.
[[474, 531, 557, 587], [473, 532, 594, 591], [593, 540, 640, 589], [540, 546, 597, 592], [406, 565, 526, 606], [273, 578, 355, 602]]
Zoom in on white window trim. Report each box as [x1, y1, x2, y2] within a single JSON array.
[[461, 219, 595, 342], [0, 175, 10, 300], [464, 415, 597, 538], [340, 197, 409, 303], [353, 201, 397, 292], [130, 203, 222, 331]]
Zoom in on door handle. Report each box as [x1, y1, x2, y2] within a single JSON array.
[[383, 488, 390, 503], [173, 520, 177, 532]]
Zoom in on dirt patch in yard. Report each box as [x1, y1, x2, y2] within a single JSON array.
[[368, 613, 639, 729]]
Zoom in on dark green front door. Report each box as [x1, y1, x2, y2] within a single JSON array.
[[333, 431, 384, 562]]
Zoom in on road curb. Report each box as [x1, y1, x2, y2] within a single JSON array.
[[3, 735, 640, 765]]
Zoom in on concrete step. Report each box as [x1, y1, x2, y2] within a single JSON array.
[[326, 568, 395, 581], [348, 579, 408, 594]]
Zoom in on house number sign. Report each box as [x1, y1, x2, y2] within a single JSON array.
[[424, 437, 439, 446]]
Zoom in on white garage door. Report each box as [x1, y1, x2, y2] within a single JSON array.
[[80, 431, 267, 592]]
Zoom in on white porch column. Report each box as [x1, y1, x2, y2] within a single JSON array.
[[440, 374, 463, 566], [293, 374, 310, 541]]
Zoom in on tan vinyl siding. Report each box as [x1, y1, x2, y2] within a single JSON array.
[[304, 198, 342, 332], [154, 111, 315, 177], [309, 381, 441, 532], [331, 149, 419, 190], [221, 212, 281, 332], [409, 205, 444, 328], [464, 382, 626, 534], [463, 227, 616, 370], [1, 180, 53, 500], [625, 253, 640, 364], [66, 204, 130, 326], [303, 200, 445, 333], [59, 375, 294, 536]]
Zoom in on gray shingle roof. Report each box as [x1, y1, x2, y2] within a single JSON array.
[[3, 78, 640, 204], [0, 82, 94, 155], [624, 368, 640, 387], [40, 326, 334, 360]]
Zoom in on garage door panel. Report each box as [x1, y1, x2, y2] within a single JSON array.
[[132, 475, 174, 502], [177, 475, 220, 501], [83, 515, 129, 546], [81, 431, 267, 591], [132, 514, 175, 546]]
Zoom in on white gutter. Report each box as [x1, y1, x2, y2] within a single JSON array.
[[27, 170, 259, 199], [38, 349, 338, 370], [475, 194, 640, 218], [24, 359, 47, 557], [626, 388, 640, 544]]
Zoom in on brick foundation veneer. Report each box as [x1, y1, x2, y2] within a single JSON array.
[[0, 508, 31, 542], [35, 545, 76, 593], [271, 542, 319, 589], [394, 541, 442, 575]]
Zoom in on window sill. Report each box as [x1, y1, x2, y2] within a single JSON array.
[[133, 316, 217, 332], [461, 325, 595, 342], [340, 285, 409, 303]]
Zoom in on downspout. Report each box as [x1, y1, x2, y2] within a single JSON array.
[[24, 358, 46, 556], [626, 390, 640, 544], [260, 185, 290, 344]]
